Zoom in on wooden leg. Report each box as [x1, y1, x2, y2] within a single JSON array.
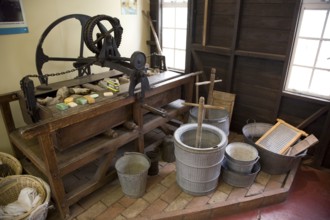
[[93, 150, 117, 181], [133, 101, 144, 152], [39, 133, 69, 219]]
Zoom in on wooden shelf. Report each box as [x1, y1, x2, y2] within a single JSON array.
[[142, 99, 190, 134], [10, 127, 139, 177]]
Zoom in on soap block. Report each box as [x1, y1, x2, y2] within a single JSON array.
[[76, 97, 88, 105], [104, 92, 114, 97], [64, 97, 74, 104], [83, 95, 95, 104], [56, 103, 69, 111], [90, 93, 99, 99], [67, 102, 78, 108]]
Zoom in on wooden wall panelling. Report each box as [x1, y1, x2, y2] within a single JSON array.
[[193, 51, 230, 100], [185, 0, 330, 167], [278, 96, 325, 126], [208, 0, 237, 48], [192, 0, 205, 44], [238, 1, 296, 55], [231, 56, 284, 130], [321, 106, 330, 167]]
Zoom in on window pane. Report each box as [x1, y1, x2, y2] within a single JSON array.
[[310, 69, 330, 96], [316, 41, 330, 69], [163, 48, 174, 68], [162, 28, 175, 48], [287, 66, 312, 92], [293, 39, 319, 66], [163, 8, 175, 28], [174, 50, 186, 70], [299, 10, 327, 38], [175, 29, 186, 49], [176, 8, 187, 28], [324, 15, 330, 39]]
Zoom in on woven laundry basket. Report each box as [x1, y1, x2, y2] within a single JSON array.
[[0, 152, 22, 177], [0, 175, 51, 220]]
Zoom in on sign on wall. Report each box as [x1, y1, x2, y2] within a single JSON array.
[[121, 0, 137, 15], [0, 0, 28, 35]]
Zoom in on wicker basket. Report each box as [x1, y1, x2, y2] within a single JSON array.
[[0, 152, 22, 177], [0, 175, 51, 220]]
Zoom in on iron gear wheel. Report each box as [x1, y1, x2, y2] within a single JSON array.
[[83, 15, 123, 54]]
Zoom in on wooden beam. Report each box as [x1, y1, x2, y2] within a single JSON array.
[[202, 0, 209, 46], [297, 106, 328, 129], [227, 0, 242, 92]]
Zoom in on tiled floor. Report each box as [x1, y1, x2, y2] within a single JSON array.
[[45, 130, 330, 220]]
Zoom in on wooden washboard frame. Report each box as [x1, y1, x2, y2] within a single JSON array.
[[256, 119, 308, 155]]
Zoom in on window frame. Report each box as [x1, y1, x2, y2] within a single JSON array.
[[284, 1, 330, 101], [161, 0, 188, 72]]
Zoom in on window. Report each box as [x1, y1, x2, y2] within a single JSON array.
[[284, 1, 330, 100], [161, 0, 188, 71]]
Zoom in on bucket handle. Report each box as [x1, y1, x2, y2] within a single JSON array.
[[246, 118, 256, 125], [255, 156, 260, 162]]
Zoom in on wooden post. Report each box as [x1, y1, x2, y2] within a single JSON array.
[[202, 0, 209, 46], [196, 97, 205, 148], [196, 74, 199, 102], [207, 68, 216, 105]]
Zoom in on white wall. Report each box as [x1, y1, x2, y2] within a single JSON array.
[[0, 0, 150, 154]]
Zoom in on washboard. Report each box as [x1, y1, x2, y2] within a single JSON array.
[[212, 91, 236, 122], [255, 119, 308, 155]]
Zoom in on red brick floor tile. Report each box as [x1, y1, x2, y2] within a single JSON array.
[[185, 196, 210, 209], [118, 196, 137, 208], [161, 183, 182, 203], [95, 203, 125, 220], [139, 198, 169, 218], [121, 198, 149, 218], [76, 201, 107, 220], [143, 183, 167, 203], [165, 192, 193, 212]]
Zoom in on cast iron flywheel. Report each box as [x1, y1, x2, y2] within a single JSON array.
[[83, 15, 123, 54]]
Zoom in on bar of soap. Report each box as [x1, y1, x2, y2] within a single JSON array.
[[64, 97, 74, 104], [83, 95, 95, 104], [90, 93, 99, 99], [67, 102, 78, 108], [75, 97, 87, 105], [104, 92, 114, 97], [56, 103, 69, 111]]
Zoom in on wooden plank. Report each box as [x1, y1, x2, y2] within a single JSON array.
[[211, 1, 237, 15], [288, 134, 319, 156], [240, 16, 293, 30], [241, 3, 296, 17], [297, 106, 329, 129], [55, 105, 132, 150], [208, 26, 235, 48]]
